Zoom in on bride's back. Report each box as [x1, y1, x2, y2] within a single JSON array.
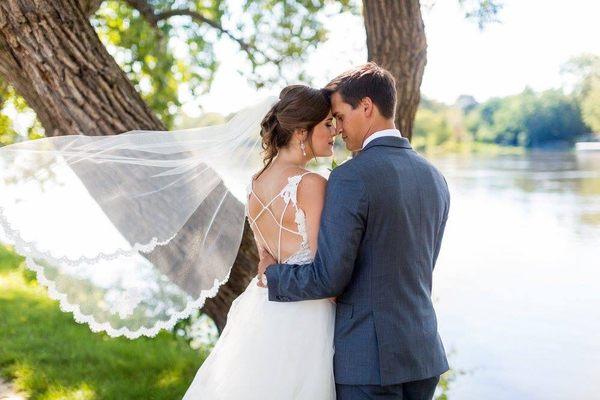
[[247, 84, 331, 263], [247, 166, 314, 263]]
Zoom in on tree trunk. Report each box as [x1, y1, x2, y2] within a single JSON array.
[[80, 0, 104, 17], [363, 0, 427, 142], [0, 0, 255, 333]]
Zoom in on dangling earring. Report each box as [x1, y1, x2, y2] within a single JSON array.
[[300, 141, 306, 156]]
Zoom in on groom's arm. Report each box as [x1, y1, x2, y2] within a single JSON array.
[[264, 167, 367, 302], [432, 176, 450, 269]]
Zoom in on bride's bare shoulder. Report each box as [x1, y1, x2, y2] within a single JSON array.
[[299, 171, 327, 186], [297, 172, 327, 205]]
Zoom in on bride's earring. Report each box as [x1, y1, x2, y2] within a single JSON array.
[[300, 141, 306, 156]]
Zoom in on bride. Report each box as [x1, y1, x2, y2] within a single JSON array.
[[0, 82, 338, 398], [182, 84, 339, 399]]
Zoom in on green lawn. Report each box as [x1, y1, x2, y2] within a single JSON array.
[[0, 242, 454, 399], [0, 243, 206, 400]]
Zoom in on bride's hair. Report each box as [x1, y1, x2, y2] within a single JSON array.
[[257, 85, 330, 179]]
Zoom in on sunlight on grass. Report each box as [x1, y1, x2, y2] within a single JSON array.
[[0, 243, 452, 398], [0, 243, 205, 400], [42, 382, 96, 400], [157, 369, 183, 388]]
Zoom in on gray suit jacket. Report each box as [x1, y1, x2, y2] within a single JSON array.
[[265, 136, 450, 386]]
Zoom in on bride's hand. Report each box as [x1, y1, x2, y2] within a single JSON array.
[[257, 274, 268, 288], [257, 247, 276, 287], [327, 297, 336, 304]]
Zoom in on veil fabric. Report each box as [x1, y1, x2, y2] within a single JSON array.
[[0, 96, 277, 338]]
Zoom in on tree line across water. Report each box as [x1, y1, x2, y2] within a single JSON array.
[[412, 53, 600, 152]]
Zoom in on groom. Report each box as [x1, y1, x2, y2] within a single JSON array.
[[257, 62, 450, 400]]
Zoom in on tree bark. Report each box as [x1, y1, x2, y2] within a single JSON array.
[[363, 0, 427, 141], [0, 0, 255, 333], [79, 0, 104, 17]]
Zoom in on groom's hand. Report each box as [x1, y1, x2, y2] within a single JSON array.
[[257, 247, 276, 287]]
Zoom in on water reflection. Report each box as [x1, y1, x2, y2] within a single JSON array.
[[430, 151, 600, 400]]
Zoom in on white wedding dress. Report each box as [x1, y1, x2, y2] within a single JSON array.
[[182, 172, 336, 400]]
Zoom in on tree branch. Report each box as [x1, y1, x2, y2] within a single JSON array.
[[458, 0, 503, 30], [78, 0, 105, 17], [123, 0, 281, 67], [124, 0, 159, 28]]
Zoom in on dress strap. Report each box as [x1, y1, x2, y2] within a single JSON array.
[[281, 171, 314, 209], [247, 170, 316, 263]]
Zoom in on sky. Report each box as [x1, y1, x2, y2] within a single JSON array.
[[182, 0, 600, 116]]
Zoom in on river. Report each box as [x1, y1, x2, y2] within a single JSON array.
[[429, 151, 600, 399]]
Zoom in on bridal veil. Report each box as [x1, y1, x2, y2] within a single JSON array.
[[0, 96, 276, 338]]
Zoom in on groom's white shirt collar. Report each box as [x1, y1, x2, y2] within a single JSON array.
[[361, 128, 402, 149]]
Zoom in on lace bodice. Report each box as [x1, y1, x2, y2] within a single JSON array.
[[246, 172, 314, 265]]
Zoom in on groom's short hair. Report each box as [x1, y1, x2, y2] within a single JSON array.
[[324, 62, 396, 120]]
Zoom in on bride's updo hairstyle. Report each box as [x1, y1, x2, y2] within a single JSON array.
[[256, 85, 330, 179]]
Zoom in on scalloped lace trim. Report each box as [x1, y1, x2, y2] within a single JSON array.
[[281, 174, 302, 206], [1, 198, 229, 339], [283, 174, 310, 253], [293, 208, 309, 250], [0, 205, 177, 265], [282, 248, 312, 264], [2, 172, 311, 338], [23, 255, 231, 339], [275, 174, 312, 263]]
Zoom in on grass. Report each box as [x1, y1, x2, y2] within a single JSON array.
[[0, 243, 206, 400], [0, 242, 456, 399]]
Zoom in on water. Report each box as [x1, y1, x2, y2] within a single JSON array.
[[429, 151, 600, 399]]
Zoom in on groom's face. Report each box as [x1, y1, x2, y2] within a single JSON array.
[[331, 92, 367, 152]]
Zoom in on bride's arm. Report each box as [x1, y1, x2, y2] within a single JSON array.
[[298, 173, 326, 257], [297, 173, 335, 303]]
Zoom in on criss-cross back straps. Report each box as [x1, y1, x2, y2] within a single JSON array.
[[247, 171, 313, 263]]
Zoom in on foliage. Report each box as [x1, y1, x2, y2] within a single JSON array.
[[581, 78, 600, 132], [434, 369, 456, 400], [329, 157, 339, 171], [413, 97, 471, 152], [0, 79, 45, 147], [561, 53, 600, 132], [466, 88, 587, 148], [458, 0, 503, 29], [414, 84, 590, 153], [91, 0, 356, 128], [413, 107, 452, 149], [0, 0, 356, 143]]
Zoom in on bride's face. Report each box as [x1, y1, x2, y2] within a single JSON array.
[[308, 112, 336, 157]]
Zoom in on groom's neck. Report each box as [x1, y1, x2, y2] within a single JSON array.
[[363, 118, 397, 142]]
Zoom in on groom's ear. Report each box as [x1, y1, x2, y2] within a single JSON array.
[[360, 97, 374, 117]]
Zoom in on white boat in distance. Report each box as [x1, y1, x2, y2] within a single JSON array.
[[575, 141, 600, 151]]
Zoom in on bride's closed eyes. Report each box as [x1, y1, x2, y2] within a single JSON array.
[[308, 114, 336, 158]]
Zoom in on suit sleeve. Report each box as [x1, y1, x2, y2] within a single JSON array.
[[432, 177, 450, 269], [264, 167, 368, 302]]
